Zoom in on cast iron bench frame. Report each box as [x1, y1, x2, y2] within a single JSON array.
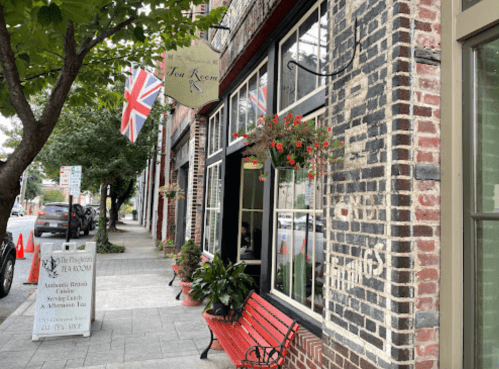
[[169, 254, 209, 300], [201, 291, 300, 369]]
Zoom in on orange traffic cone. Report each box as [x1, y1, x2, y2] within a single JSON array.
[[278, 235, 289, 255], [16, 234, 25, 259], [25, 230, 34, 253], [301, 239, 310, 260], [25, 244, 40, 284]]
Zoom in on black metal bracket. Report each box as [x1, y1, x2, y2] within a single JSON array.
[[209, 25, 230, 30], [287, 18, 360, 78]]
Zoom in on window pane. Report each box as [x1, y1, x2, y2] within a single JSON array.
[[294, 170, 314, 210], [275, 220, 292, 296], [258, 63, 268, 117], [280, 32, 297, 111], [218, 106, 224, 151], [475, 38, 499, 213], [210, 210, 217, 254], [230, 94, 238, 142], [208, 118, 213, 156], [312, 225, 325, 314], [292, 212, 311, 306], [214, 112, 220, 153], [319, 1, 328, 87], [204, 209, 211, 252], [476, 221, 499, 368], [243, 167, 265, 209], [297, 9, 319, 100], [277, 169, 294, 209], [214, 211, 220, 254], [463, 0, 483, 11], [240, 211, 263, 261], [206, 166, 213, 208], [239, 84, 248, 132], [248, 75, 257, 129]]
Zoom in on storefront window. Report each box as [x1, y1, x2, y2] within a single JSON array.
[[278, 0, 327, 113], [271, 110, 326, 317], [464, 34, 499, 369], [463, 0, 483, 10], [208, 105, 224, 157], [204, 162, 222, 255], [229, 60, 268, 144]]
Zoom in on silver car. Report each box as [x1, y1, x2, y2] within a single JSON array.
[[10, 204, 24, 217]]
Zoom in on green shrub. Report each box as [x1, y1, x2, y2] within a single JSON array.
[[77, 243, 125, 254], [177, 239, 201, 282]]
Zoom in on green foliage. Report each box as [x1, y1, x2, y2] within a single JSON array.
[[42, 189, 65, 204], [190, 253, 255, 312], [177, 239, 202, 282], [25, 168, 43, 201], [77, 243, 125, 253], [0, 1, 227, 117]]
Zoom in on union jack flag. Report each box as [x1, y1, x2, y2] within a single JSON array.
[[249, 86, 267, 116], [121, 64, 162, 142]]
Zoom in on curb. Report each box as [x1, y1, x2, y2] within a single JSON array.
[[0, 288, 37, 330]]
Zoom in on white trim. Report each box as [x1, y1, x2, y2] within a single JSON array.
[[229, 58, 269, 145], [277, 0, 326, 115], [208, 104, 224, 158], [203, 160, 222, 256]]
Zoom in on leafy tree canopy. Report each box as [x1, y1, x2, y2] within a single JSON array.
[[25, 166, 43, 200], [42, 188, 65, 204]]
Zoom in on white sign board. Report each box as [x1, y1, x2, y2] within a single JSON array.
[[33, 242, 96, 341], [60, 166, 82, 189]]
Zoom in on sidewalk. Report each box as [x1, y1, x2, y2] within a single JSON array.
[[0, 221, 234, 369]]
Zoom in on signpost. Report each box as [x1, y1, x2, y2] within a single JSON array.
[[32, 242, 96, 341], [60, 166, 82, 242]]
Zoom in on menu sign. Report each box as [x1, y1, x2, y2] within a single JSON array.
[[32, 242, 96, 341]]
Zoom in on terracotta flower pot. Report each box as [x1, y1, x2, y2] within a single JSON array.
[[179, 280, 200, 306]]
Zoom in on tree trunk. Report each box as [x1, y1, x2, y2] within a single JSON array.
[[96, 181, 109, 245], [109, 178, 134, 231]]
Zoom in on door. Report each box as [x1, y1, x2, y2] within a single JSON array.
[[176, 165, 189, 251]]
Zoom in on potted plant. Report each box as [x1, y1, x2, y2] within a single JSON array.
[[190, 253, 255, 316], [236, 113, 344, 180], [132, 209, 137, 220], [158, 183, 185, 201], [177, 239, 202, 306]]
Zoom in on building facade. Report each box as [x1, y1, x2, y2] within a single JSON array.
[[137, 0, 499, 367]]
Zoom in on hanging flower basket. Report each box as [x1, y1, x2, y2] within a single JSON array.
[[158, 183, 185, 202], [236, 113, 344, 180]]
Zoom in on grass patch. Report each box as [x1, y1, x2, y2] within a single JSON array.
[[77, 243, 125, 254]]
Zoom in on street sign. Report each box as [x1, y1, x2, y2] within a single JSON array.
[[60, 166, 82, 195]]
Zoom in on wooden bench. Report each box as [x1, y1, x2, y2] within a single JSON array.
[[169, 254, 209, 300], [201, 291, 300, 369]]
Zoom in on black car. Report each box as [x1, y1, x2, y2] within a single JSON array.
[[84, 205, 97, 230], [34, 202, 91, 238], [0, 231, 16, 298]]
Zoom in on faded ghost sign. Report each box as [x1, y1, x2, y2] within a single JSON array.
[[164, 41, 220, 108]]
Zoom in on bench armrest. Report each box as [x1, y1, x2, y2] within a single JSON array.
[[242, 344, 284, 366]]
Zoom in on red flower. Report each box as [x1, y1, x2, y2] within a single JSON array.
[[233, 132, 239, 138], [272, 118, 278, 123], [275, 113, 278, 118], [307, 146, 312, 152], [276, 143, 283, 149], [314, 142, 319, 148], [260, 114, 264, 118], [287, 113, 293, 118], [295, 165, 299, 169], [278, 148, 283, 153], [305, 127, 309, 131], [324, 141, 329, 147], [252, 160, 258, 165], [271, 142, 276, 147], [244, 142, 248, 146], [286, 155, 291, 160], [339, 141, 343, 145], [289, 159, 295, 165], [246, 157, 250, 162], [297, 115, 303, 119], [243, 134, 248, 138], [328, 127, 332, 132], [296, 141, 302, 147], [308, 173, 314, 179]]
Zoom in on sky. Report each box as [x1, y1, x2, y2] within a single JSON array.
[[0, 113, 10, 152]]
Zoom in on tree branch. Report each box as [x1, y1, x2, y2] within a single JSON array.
[[80, 16, 136, 56], [0, 4, 36, 127]]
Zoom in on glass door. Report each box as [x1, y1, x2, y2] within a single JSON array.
[[464, 29, 499, 369]]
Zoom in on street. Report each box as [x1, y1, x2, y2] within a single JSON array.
[[0, 215, 96, 324]]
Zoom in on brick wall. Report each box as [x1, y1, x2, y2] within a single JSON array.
[[156, 117, 168, 240], [284, 328, 323, 369], [322, 0, 441, 368]]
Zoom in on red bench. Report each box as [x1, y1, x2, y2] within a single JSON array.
[[169, 254, 209, 300], [201, 291, 300, 369]]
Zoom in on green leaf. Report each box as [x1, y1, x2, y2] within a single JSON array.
[[37, 5, 51, 26], [133, 26, 145, 42], [48, 3, 63, 24], [18, 53, 30, 64]]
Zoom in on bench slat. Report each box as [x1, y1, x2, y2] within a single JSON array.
[[239, 314, 278, 348], [241, 307, 283, 346], [248, 293, 294, 326], [245, 299, 288, 339]]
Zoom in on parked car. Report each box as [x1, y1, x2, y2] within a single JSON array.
[[277, 214, 293, 228], [10, 204, 24, 217], [294, 215, 325, 232], [0, 231, 16, 298], [84, 206, 97, 230], [34, 202, 91, 238]]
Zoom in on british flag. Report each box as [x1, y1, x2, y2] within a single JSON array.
[[249, 86, 267, 116], [121, 64, 162, 143]]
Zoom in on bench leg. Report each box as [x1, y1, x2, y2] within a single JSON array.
[[175, 289, 182, 300], [169, 271, 177, 286], [200, 328, 214, 359]]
